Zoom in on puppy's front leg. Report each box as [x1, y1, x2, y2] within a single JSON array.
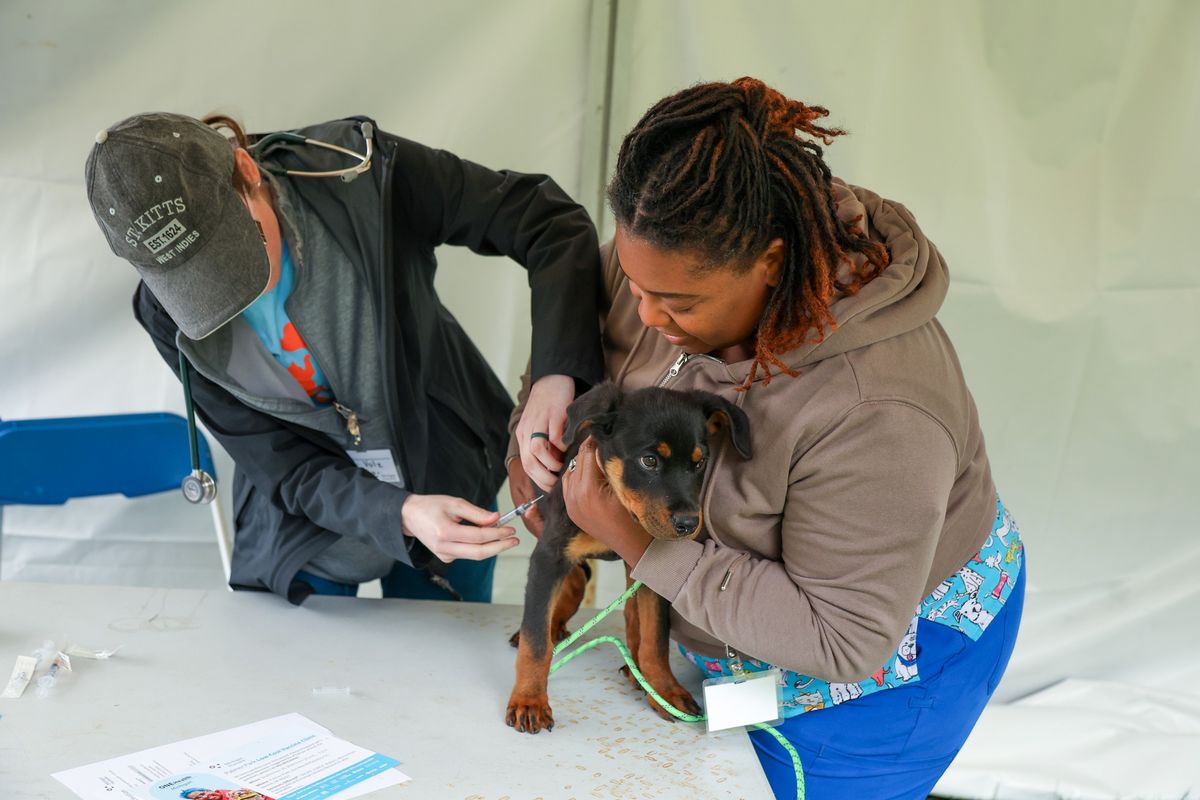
[[628, 579, 703, 721], [619, 569, 643, 690], [506, 546, 573, 734]]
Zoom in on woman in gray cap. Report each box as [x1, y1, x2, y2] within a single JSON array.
[[85, 112, 603, 604]]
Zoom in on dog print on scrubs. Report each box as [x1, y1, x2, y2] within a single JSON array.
[[957, 566, 985, 596], [869, 665, 893, 687], [795, 691, 825, 712], [929, 578, 953, 603], [829, 682, 864, 705], [681, 498, 1024, 718], [956, 596, 995, 630], [894, 616, 920, 681], [927, 595, 963, 622], [919, 499, 1023, 637], [992, 505, 1017, 546]]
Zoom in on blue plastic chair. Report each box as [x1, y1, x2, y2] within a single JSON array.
[[0, 412, 233, 581]]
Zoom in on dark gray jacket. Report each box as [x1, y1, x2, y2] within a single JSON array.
[[134, 116, 603, 603]]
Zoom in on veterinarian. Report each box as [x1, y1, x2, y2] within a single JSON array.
[[507, 78, 1025, 799], [86, 112, 603, 604]]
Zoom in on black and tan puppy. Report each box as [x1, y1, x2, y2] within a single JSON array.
[[506, 382, 752, 734]]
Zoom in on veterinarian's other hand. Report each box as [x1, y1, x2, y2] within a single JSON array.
[[506, 458, 546, 538], [561, 437, 652, 566], [401, 494, 519, 563], [517, 374, 574, 492]]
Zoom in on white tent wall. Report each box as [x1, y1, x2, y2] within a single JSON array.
[[0, 0, 597, 589], [2, 1, 1198, 795]]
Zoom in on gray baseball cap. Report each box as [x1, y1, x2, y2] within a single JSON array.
[[85, 112, 270, 339]]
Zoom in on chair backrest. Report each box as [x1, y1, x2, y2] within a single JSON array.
[[0, 412, 216, 505]]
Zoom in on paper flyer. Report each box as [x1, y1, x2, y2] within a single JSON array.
[[52, 713, 409, 800]]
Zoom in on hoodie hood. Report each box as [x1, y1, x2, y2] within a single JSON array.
[[705, 180, 949, 386], [791, 179, 948, 369]]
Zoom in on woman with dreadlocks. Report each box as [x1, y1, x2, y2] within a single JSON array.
[[508, 77, 1025, 798]]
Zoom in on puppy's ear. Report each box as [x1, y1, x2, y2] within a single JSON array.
[[564, 382, 622, 447], [687, 391, 752, 459]]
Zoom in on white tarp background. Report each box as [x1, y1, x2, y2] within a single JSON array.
[[2, 2, 1197, 797]]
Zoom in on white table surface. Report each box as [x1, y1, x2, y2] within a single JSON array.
[[0, 581, 772, 799]]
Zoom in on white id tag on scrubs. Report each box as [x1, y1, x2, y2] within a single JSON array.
[[347, 448, 403, 486], [702, 669, 784, 733]]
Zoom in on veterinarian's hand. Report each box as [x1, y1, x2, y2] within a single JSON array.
[[507, 458, 546, 538], [401, 494, 519, 563], [561, 437, 653, 566], [517, 374, 575, 492]]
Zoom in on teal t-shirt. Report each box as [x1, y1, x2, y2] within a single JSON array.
[[240, 240, 334, 406]]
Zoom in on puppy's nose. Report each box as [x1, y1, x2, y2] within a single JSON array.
[[671, 513, 700, 536]]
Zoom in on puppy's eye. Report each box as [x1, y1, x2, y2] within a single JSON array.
[[639, 455, 659, 470], [695, 457, 707, 471]]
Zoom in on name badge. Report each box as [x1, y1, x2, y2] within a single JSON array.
[[702, 669, 783, 733], [347, 448, 404, 487]]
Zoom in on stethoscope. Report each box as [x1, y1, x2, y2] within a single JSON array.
[[251, 121, 375, 183], [178, 122, 375, 503]]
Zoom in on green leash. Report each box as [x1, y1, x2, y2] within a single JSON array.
[[549, 579, 805, 800]]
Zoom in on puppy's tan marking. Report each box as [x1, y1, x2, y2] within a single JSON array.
[[707, 411, 730, 437], [604, 456, 673, 539], [564, 532, 613, 561]]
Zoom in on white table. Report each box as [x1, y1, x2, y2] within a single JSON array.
[[0, 582, 772, 799]]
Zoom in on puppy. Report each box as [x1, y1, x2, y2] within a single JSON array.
[[506, 382, 752, 734]]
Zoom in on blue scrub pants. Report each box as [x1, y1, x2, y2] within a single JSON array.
[[751, 563, 1026, 800], [296, 557, 497, 602]]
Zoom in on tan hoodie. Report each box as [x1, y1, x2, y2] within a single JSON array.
[[509, 179, 997, 682]]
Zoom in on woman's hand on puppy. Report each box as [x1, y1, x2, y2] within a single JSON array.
[[506, 458, 546, 538], [561, 437, 652, 566], [516, 374, 575, 492]]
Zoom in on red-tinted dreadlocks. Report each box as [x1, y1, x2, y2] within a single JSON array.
[[607, 77, 891, 388]]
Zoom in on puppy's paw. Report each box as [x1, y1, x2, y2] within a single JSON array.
[[618, 664, 643, 692], [646, 684, 702, 722], [551, 622, 572, 646], [505, 693, 555, 734]]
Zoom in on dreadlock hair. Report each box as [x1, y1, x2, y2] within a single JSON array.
[[607, 77, 891, 388]]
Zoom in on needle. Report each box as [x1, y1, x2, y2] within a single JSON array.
[[493, 494, 546, 527]]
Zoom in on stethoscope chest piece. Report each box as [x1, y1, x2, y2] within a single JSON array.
[[178, 351, 217, 504], [182, 469, 217, 505]]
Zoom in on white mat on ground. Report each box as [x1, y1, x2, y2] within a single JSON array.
[[935, 679, 1200, 799]]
